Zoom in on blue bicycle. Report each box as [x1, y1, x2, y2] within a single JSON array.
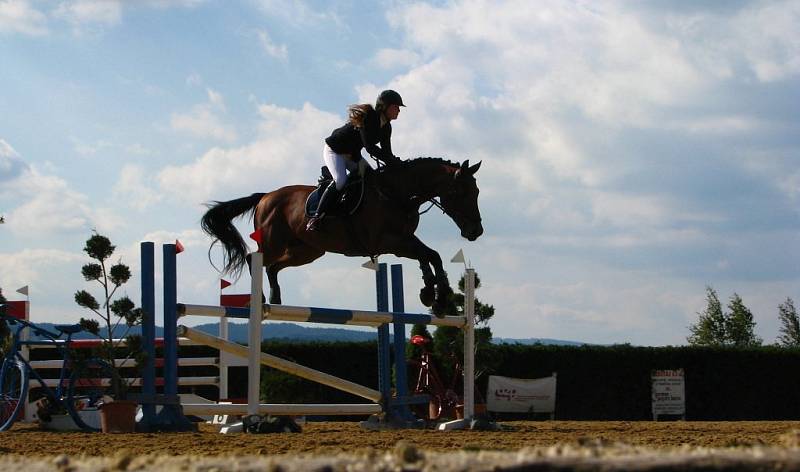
[[0, 307, 117, 432]]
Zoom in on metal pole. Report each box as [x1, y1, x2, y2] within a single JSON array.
[[376, 264, 391, 404], [140, 242, 156, 425], [391, 264, 411, 419], [463, 268, 476, 419]]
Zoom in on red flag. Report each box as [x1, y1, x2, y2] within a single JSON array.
[[249, 228, 262, 242], [220, 279, 232, 290], [175, 239, 185, 254]]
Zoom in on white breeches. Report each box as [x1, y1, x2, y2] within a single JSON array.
[[323, 144, 358, 191]]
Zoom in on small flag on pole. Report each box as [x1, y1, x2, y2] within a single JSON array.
[[249, 228, 262, 243], [175, 239, 185, 254], [361, 258, 378, 271], [16, 285, 28, 296], [220, 279, 232, 290], [450, 249, 465, 264]]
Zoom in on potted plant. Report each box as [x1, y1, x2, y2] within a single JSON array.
[[74, 232, 145, 432]]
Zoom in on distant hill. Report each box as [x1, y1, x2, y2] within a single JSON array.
[[493, 337, 588, 346], [24, 322, 583, 345]]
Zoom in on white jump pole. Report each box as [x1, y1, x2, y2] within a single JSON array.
[[438, 252, 478, 431], [247, 252, 264, 418], [463, 267, 476, 419], [177, 326, 382, 402]]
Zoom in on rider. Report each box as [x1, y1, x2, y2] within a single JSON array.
[[306, 89, 405, 231]]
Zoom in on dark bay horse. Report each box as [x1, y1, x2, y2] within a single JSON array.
[[200, 158, 483, 315]]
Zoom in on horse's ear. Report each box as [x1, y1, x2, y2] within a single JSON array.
[[455, 160, 470, 180], [468, 161, 482, 175]]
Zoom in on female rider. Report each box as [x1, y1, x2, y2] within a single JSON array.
[[306, 89, 405, 231]]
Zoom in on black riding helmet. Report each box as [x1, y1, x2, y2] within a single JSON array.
[[376, 89, 405, 108]]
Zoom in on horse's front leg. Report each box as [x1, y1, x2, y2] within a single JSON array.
[[392, 236, 452, 317], [424, 244, 453, 316]]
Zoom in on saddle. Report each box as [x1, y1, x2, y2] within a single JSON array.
[[304, 166, 366, 218]]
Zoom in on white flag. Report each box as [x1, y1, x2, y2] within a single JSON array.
[[16, 285, 28, 296], [450, 249, 465, 263]]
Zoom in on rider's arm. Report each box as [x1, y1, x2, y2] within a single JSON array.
[[378, 124, 401, 165], [359, 116, 399, 164]]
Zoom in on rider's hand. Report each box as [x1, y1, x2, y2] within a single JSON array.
[[358, 159, 369, 177]]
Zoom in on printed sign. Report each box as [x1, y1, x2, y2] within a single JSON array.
[[487, 374, 557, 413], [651, 368, 685, 419]]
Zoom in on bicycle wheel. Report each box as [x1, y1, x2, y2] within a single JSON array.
[[66, 358, 117, 432], [0, 358, 28, 431]]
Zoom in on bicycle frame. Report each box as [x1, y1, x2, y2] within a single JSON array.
[[1, 314, 80, 418]]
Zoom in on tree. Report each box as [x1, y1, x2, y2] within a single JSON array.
[[687, 287, 762, 347], [725, 293, 762, 347], [687, 286, 727, 346], [777, 298, 800, 347], [74, 232, 145, 399]]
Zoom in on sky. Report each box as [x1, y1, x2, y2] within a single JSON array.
[[1, 0, 798, 346]]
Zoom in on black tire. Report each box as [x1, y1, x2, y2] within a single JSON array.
[[66, 358, 117, 432], [0, 358, 28, 431]]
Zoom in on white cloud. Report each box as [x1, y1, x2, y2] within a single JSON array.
[[374, 48, 420, 69], [141, 0, 207, 8], [159, 101, 340, 204], [257, 29, 288, 61], [253, 0, 334, 27], [53, 0, 123, 30], [1, 141, 122, 235], [114, 164, 163, 211], [170, 88, 237, 142], [0, 248, 83, 293], [0, 0, 47, 35], [0, 139, 28, 183]]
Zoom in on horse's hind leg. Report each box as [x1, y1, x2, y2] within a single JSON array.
[[265, 244, 325, 305]]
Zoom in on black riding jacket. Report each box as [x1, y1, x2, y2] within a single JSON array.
[[325, 108, 400, 165]]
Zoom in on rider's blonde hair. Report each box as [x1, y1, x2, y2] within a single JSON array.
[[347, 104, 374, 128]]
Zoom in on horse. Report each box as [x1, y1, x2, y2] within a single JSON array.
[[200, 157, 483, 315]]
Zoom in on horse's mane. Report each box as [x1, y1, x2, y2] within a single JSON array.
[[393, 156, 461, 169]]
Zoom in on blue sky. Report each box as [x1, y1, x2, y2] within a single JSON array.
[[1, 0, 798, 346]]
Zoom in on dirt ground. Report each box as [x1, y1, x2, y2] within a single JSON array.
[[3, 420, 800, 457]]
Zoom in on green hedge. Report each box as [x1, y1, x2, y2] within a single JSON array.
[[487, 343, 800, 420]]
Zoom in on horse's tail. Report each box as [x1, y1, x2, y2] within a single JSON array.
[[201, 193, 266, 277]]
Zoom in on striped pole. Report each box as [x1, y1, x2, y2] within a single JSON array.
[[177, 303, 466, 328]]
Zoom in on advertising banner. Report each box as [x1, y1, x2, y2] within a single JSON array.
[[487, 374, 557, 415]]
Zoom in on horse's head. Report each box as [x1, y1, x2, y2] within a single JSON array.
[[440, 160, 484, 241]]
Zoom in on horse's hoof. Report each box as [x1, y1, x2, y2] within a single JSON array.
[[419, 286, 435, 307]]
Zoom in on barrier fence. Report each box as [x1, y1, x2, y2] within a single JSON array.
[[139, 242, 477, 432]]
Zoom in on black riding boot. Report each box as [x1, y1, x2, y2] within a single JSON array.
[[306, 182, 340, 231]]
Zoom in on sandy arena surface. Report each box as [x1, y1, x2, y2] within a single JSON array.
[[4, 420, 800, 470]]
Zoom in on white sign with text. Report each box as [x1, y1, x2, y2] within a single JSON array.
[[651, 368, 685, 419]]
